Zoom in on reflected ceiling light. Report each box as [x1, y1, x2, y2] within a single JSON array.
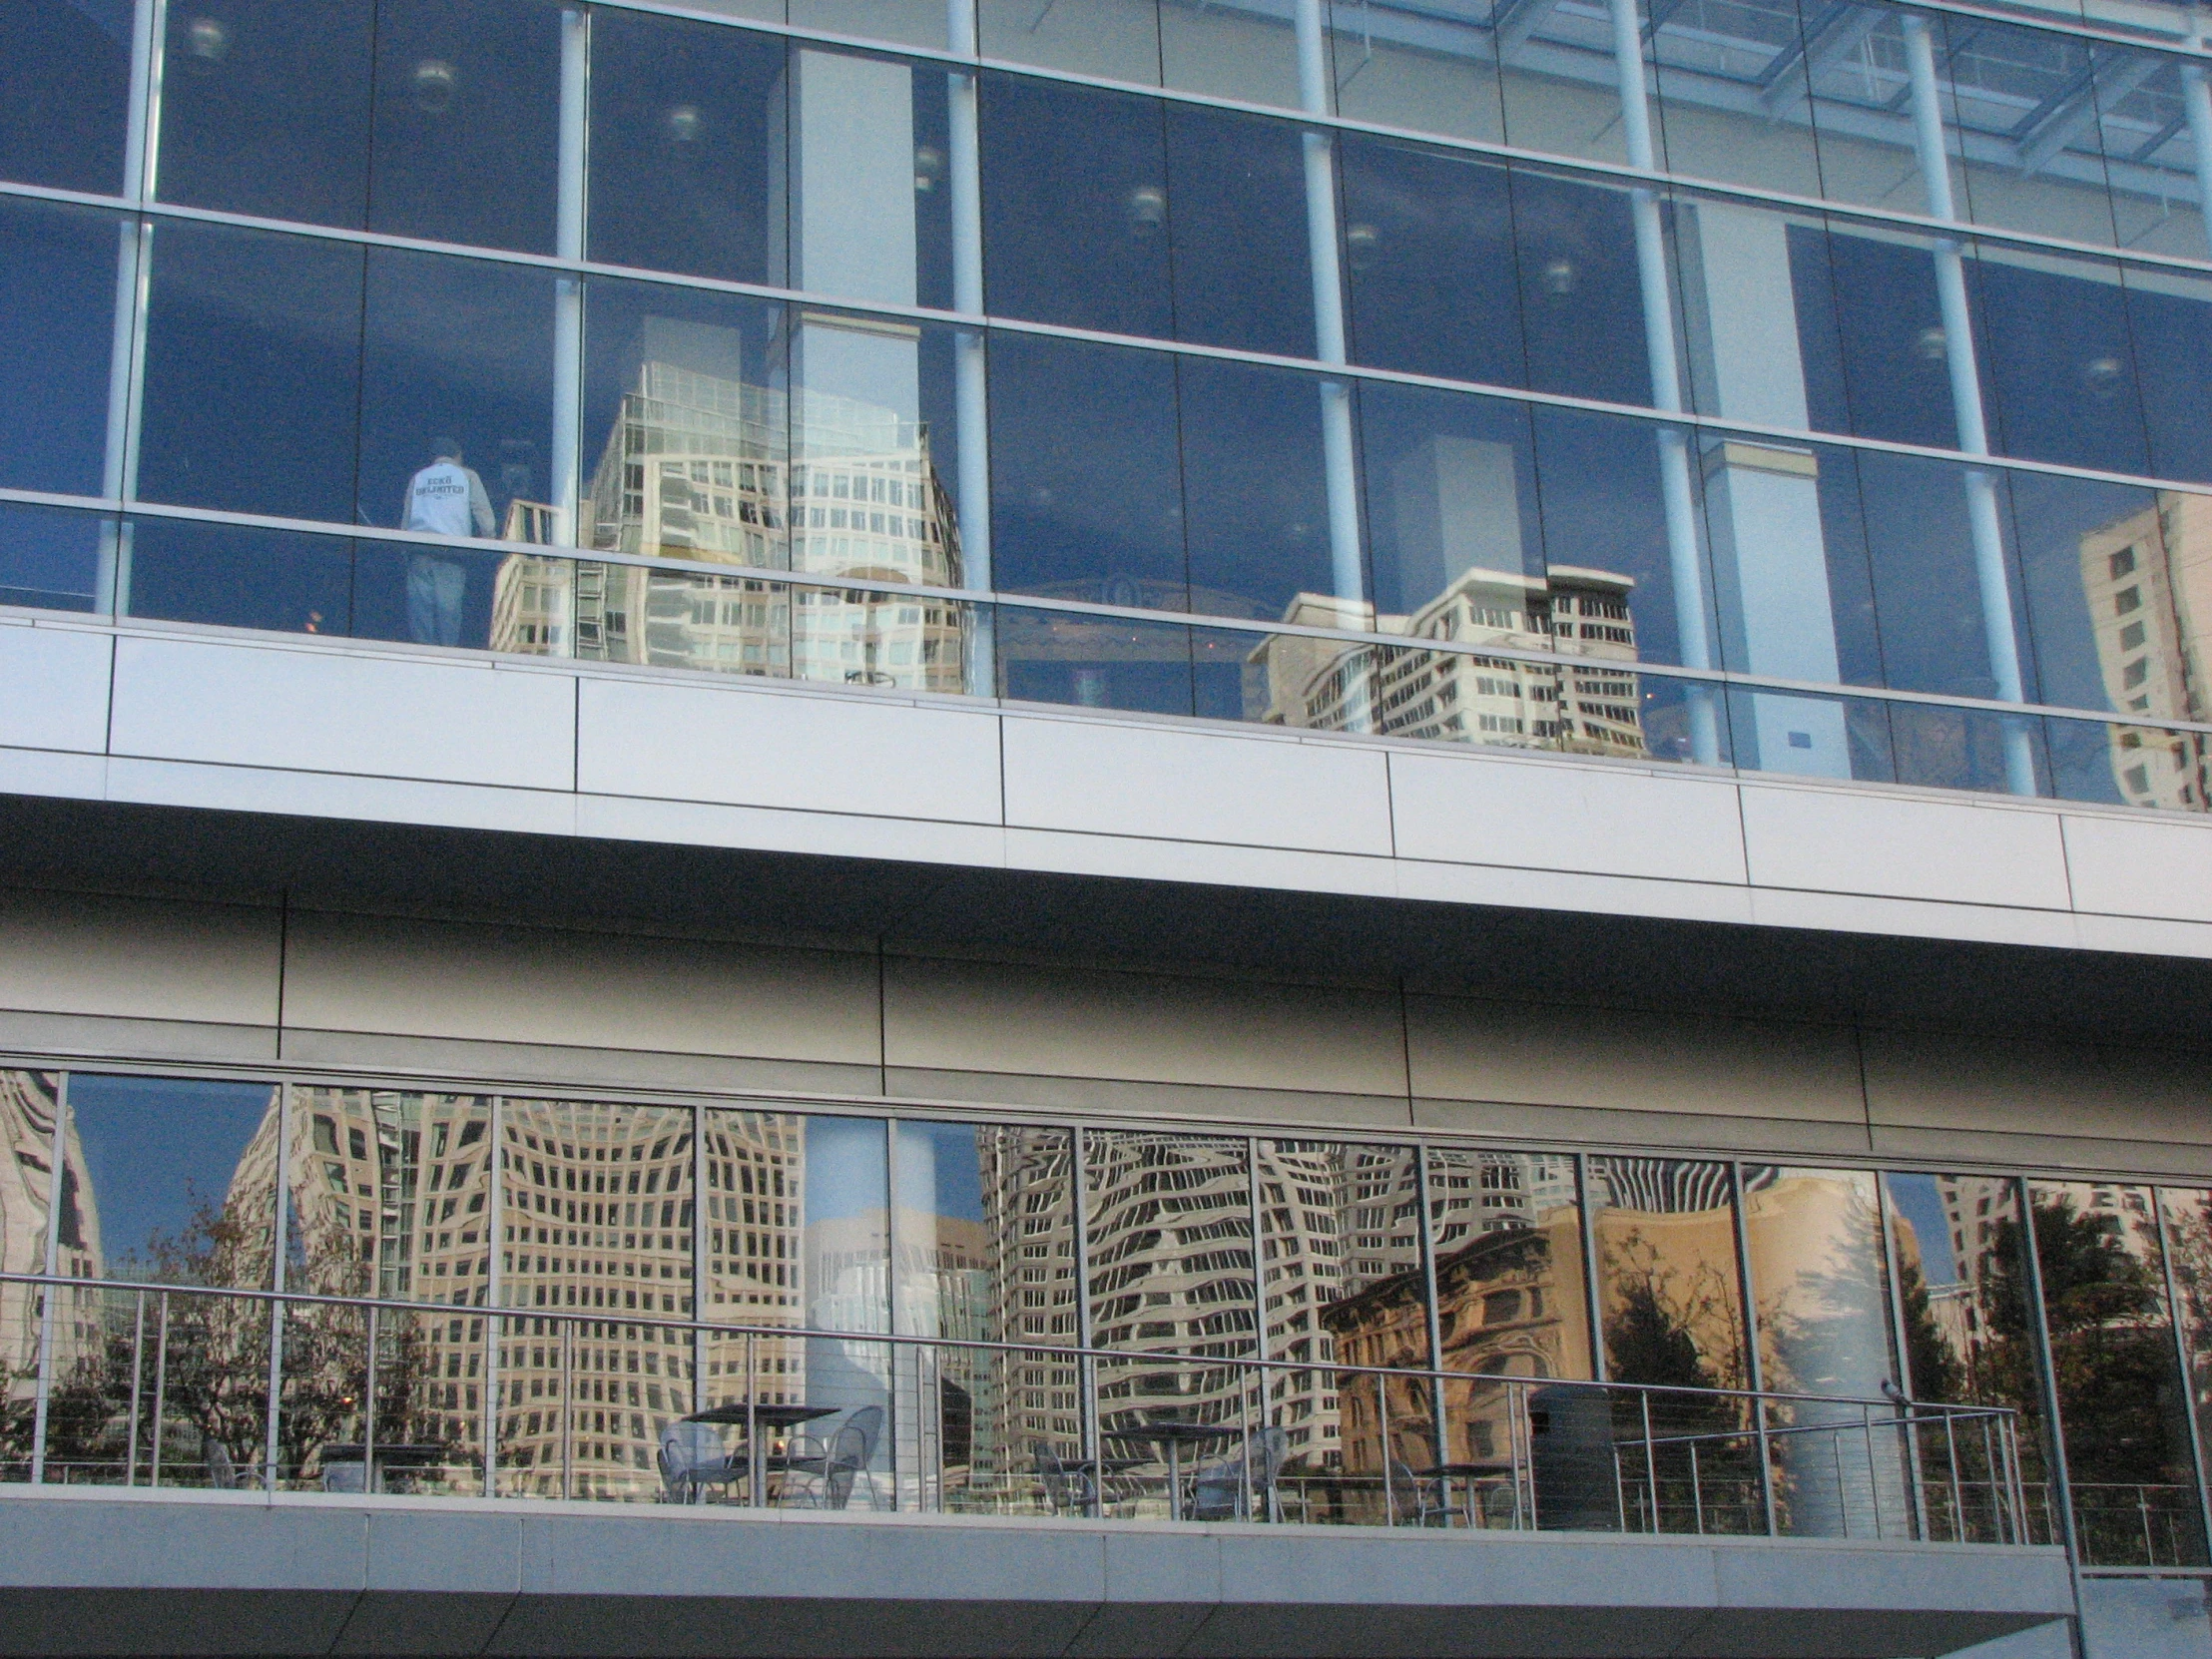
[[411, 59, 459, 113], [1915, 325, 1948, 361], [1539, 258, 1576, 296], [913, 145, 944, 193], [2080, 355, 2124, 399], [664, 105, 702, 143], [1345, 222, 1379, 272], [182, 16, 230, 69], [1126, 184, 1166, 236]]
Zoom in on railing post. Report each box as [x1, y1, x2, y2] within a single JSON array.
[[124, 1291, 146, 1488], [149, 1292, 169, 1488], [363, 1302, 379, 1493], [1945, 1412, 1965, 1543], [1639, 1390, 1658, 1534]]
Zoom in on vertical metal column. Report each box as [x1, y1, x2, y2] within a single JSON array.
[[96, 0, 165, 618], [1295, 0, 1367, 619], [1413, 1146, 1449, 1484], [549, 7, 589, 567], [692, 1101, 710, 1426], [29, 1073, 72, 1484], [947, 0, 994, 696], [1072, 1126, 1100, 1517], [264, 1082, 293, 1492], [2149, 1193, 2212, 1565], [482, 1096, 505, 1496], [1728, 1163, 1778, 1536], [2182, 54, 2212, 263], [2014, 1177, 2078, 1554], [1608, 0, 1720, 767], [1901, 13, 2036, 799], [1575, 1154, 1607, 1382]]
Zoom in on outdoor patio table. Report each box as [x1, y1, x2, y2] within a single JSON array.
[[1102, 1420, 1242, 1521]]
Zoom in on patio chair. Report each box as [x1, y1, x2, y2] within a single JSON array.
[[1033, 1441, 1096, 1515], [781, 1405, 883, 1510], [203, 1435, 239, 1490], [320, 1457, 368, 1494], [1191, 1426, 1289, 1521], [657, 1420, 743, 1503]]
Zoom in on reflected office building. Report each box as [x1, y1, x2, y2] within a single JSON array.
[[2079, 491, 2212, 811]]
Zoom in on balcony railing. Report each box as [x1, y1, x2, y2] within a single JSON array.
[[0, 1273, 2029, 1547]]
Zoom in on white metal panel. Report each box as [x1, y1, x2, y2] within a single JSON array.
[[1387, 749, 1749, 885], [577, 677, 1002, 825], [108, 635, 575, 791], [106, 756, 579, 837], [1000, 716, 1394, 855], [0, 622, 110, 755], [1739, 783, 2072, 910], [2060, 812, 2212, 924], [283, 910, 882, 1065]]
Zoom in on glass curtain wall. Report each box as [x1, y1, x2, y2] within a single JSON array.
[[9, 1066, 2212, 1545]]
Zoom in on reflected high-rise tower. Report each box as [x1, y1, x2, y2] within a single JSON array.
[[2078, 492, 2212, 811]]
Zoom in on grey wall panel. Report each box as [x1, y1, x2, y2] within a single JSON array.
[[0, 1008, 280, 1066], [1862, 1028, 2212, 1148], [1412, 1097, 1878, 1159], [1407, 994, 1868, 1126], [105, 756, 579, 839], [576, 677, 1002, 825], [2061, 812, 2212, 925], [279, 1029, 883, 1098], [282, 910, 882, 1067], [885, 1066, 1416, 1129], [883, 954, 1410, 1099], [0, 885, 280, 1030], [109, 635, 575, 792], [1739, 786, 2073, 910], [1868, 1122, 2212, 1183], [1000, 716, 1394, 856], [1387, 750, 1749, 885], [0, 622, 109, 755]]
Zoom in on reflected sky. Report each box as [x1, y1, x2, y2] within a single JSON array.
[[65, 1073, 275, 1269]]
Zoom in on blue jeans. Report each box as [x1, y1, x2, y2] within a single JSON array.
[[406, 553, 467, 646]]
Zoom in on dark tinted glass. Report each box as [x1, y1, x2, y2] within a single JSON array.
[[987, 330, 1185, 608], [587, 10, 785, 283], [137, 221, 365, 522], [1510, 171, 1648, 407], [126, 518, 354, 637], [979, 73, 1172, 339], [1339, 136, 1524, 390], [1179, 357, 1333, 623], [2127, 272, 2212, 486], [0, 0, 132, 195], [158, 0, 374, 227], [0, 501, 106, 614], [1792, 226, 1957, 451], [0, 197, 119, 497], [1975, 254, 2150, 478], [1161, 102, 1311, 358], [1357, 381, 1540, 621]]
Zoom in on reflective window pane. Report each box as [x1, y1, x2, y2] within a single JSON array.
[[2029, 1179, 2207, 1567], [159, 0, 375, 228], [1328, 1, 1505, 146], [979, 0, 1162, 84], [1086, 1130, 1256, 1356], [0, 0, 132, 195], [0, 198, 121, 499], [1974, 249, 2150, 478], [1160, 0, 1300, 109], [1508, 169, 1648, 407], [2124, 266, 2212, 488], [1648, 0, 1824, 199], [0, 502, 107, 616], [1586, 1157, 1747, 1391], [0, 1074, 60, 1483], [497, 1098, 695, 1497], [2156, 1189, 2212, 1558], [1740, 1167, 1903, 1538], [1883, 1172, 2058, 1544], [1163, 103, 1313, 357]]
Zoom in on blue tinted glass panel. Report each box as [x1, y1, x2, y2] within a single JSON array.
[[0, 197, 119, 497], [65, 1073, 280, 1283], [0, 501, 106, 614], [1975, 254, 2150, 477], [1845, 448, 2019, 701], [351, 539, 523, 649], [1178, 356, 1334, 622], [987, 330, 1187, 610], [1355, 381, 1540, 622], [1797, 226, 1957, 450], [125, 517, 354, 636], [2125, 272, 2212, 487], [1510, 170, 1648, 407], [1162, 102, 1312, 357], [2006, 470, 2169, 716], [355, 247, 556, 546], [588, 13, 786, 284], [979, 74, 1172, 339], [368, 0, 561, 255], [1339, 136, 1524, 390], [158, 0, 374, 227], [0, 0, 131, 195], [137, 221, 365, 523], [997, 607, 1196, 716]]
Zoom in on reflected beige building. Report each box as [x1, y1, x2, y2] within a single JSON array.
[[1253, 565, 1644, 757], [3, 1073, 99, 1423], [2079, 491, 2212, 811]]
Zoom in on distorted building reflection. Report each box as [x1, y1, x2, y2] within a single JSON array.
[[2078, 491, 2212, 811]]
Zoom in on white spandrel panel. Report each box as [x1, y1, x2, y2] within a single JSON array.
[[0, 621, 110, 755], [108, 634, 575, 792], [1000, 715, 1394, 856], [1739, 780, 2073, 910], [1387, 747, 1749, 885], [576, 674, 1002, 825], [2060, 811, 2212, 925]]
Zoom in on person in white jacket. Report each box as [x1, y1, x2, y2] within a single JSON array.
[[401, 438, 494, 645]]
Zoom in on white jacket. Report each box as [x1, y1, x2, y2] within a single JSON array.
[[403, 460, 494, 540]]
